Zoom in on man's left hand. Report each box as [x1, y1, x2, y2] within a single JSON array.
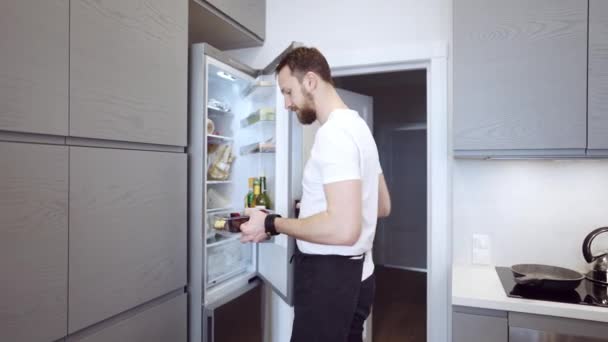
[[240, 208, 269, 243]]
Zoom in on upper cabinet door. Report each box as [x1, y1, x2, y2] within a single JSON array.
[[206, 0, 265, 39], [0, 0, 68, 136], [189, 0, 265, 49], [588, 0, 608, 154], [454, 0, 588, 156], [70, 0, 187, 146], [69, 147, 187, 333], [0, 142, 68, 342]]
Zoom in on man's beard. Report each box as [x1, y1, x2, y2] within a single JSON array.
[[295, 90, 317, 125]]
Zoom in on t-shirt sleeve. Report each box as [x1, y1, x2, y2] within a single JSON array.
[[315, 127, 361, 184]]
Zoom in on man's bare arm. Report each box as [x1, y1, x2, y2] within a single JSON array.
[[274, 179, 362, 246]]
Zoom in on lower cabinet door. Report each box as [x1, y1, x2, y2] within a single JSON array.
[[68, 293, 187, 342], [453, 306, 508, 342], [69, 147, 187, 332], [0, 142, 68, 342]]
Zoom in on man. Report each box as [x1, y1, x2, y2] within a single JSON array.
[[240, 46, 391, 342]]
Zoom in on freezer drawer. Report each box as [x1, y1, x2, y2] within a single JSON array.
[[207, 235, 253, 287], [510, 327, 608, 342]]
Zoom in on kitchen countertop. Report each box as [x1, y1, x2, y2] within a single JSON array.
[[452, 265, 608, 323]]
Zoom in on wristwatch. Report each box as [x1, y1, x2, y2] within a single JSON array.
[[264, 213, 282, 237]]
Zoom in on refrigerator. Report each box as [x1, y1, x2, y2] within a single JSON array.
[[188, 42, 302, 342]]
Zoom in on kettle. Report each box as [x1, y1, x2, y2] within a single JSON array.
[[583, 227, 608, 285]]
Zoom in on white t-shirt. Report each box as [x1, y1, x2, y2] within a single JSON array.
[[298, 108, 382, 281]]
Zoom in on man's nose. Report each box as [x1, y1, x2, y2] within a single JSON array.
[[284, 98, 293, 111]]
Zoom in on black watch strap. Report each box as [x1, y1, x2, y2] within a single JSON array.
[[264, 214, 282, 236]]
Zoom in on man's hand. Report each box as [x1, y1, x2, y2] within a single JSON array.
[[240, 208, 269, 243]]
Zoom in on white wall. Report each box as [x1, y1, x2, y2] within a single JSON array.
[[228, 1, 451, 341], [453, 159, 608, 271], [227, 1, 608, 341], [229, 0, 451, 69]]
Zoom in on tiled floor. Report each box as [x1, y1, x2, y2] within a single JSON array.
[[372, 266, 427, 342]]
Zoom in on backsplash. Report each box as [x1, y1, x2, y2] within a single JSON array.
[[453, 159, 608, 272]]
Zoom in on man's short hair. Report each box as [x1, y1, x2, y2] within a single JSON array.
[[275, 47, 334, 85]]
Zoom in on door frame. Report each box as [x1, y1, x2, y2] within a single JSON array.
[[326, 42, 451, 342]]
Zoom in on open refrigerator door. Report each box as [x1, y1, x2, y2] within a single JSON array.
[[189, 43, 301, 342], [254, 42, 304, 305]]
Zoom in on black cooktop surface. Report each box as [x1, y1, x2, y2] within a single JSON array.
[[495, 267, 608, 308]]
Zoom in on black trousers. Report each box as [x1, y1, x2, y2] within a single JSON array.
[[290, 249, 376, 342]]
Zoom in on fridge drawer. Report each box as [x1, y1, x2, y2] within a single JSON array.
[[207, 237, 252, 287]]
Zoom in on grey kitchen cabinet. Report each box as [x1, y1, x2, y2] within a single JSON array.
[[588, 0, 608, 155], [68, 293, 187, 342], [70, 0, 187, 146], [0, 0, 68, 136], [206, 0, 265, 40], [509, 312, 608, 341], [0, 142, 68, 342], [69, 147, 187, 333], [189, 0, 265, 49], [454, 0, 588, 157], [452, 306, 508, 342]]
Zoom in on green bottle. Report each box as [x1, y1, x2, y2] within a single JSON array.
[[255, 176, 272, 210], [245, 177, 255, 208]]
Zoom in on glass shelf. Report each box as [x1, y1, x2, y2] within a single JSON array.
[[207, 134, 233, 143], [206, 207, 233, 214], [206, 231, 241, 248], [206, 180, 232, 185]]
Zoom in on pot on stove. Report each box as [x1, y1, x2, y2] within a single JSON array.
[[582, 227, 608, 286]]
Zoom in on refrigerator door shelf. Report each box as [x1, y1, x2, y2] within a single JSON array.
[[240, 108, 276, 128], [243, 80, 275, 102], [239, 140, 276, 155]]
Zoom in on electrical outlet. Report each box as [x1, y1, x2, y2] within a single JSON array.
[[472, 234, 492, 265]]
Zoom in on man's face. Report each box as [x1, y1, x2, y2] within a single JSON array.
[[278, 67, 317, 125]]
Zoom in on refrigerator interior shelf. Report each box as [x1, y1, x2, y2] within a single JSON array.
[[240, 108, 276, 128], [240, 141, 276, 155], [208, 134, 233, 143], [206, 180, 232, 185], [207, 107, 234, 118]]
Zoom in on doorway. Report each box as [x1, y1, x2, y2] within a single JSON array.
[[298, 44, 450, 342], [334, 70, 428, 342]]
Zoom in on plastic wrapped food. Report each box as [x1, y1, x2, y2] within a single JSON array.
[[208, 144, 235, 180]]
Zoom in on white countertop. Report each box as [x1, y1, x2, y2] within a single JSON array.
[[452, 265, 608, 323]]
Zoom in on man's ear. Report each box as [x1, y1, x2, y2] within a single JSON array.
[[304, 71, 318, 92]]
